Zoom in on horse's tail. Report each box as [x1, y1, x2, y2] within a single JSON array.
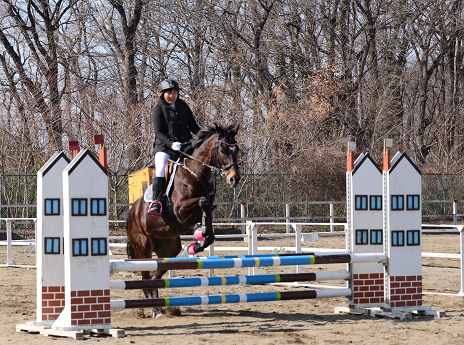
[[125, 210, 136, 259]]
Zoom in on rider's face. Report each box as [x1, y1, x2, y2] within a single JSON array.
[[164, 89, 178, 105]]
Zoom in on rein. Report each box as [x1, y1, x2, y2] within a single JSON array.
[[168, 138, 238, 196], [177, 138, 238, 175]]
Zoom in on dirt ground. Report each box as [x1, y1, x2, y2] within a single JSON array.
[[2, 232, 464, 345]]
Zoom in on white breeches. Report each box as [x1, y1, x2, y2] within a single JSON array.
[[154, 152, 171, 177]]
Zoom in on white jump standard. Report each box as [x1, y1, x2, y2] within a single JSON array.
[[336, 140, 440, 318]]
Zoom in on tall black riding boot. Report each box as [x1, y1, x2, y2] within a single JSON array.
[[147, 177, 166, 215]]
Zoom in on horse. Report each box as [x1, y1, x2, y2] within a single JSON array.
[[126, 123, 240, 312]]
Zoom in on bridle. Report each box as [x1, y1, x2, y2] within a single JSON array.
[[214, 139, 239, 172], [168, 136, 239, 196]]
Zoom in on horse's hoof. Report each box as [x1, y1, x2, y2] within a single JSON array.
[[194, 229, 205, 241], [151, 307, 161, 318]]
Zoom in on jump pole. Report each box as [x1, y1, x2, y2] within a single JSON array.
[[110, 271, 352, 290], [110, 253, 386, 274], [110, 288, 352, 309]]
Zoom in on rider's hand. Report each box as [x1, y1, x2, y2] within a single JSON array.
[[171, 142, 181, 151]]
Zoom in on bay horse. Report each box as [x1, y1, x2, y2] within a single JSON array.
[[126, 123, 240, 312]]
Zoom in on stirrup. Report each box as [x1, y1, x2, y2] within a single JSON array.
[[147, 200, 162, 216]]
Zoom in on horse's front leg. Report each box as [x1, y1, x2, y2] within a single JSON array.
[[193, 197, 215, 253], [177, 197, 215, 254], [199, 197, 213, 237]]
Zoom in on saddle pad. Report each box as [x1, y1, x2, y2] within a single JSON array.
[[143, 184, 155, 202]]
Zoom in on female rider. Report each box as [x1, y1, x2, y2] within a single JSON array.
[[148, 79, 201, 215]]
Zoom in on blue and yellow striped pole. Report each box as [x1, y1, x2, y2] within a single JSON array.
[[110, 254, 355, 273], [110, 288, 352, 309], [110, 271, 351, 290]]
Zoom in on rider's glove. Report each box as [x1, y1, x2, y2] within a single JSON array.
[[171, 142, 181, 151]]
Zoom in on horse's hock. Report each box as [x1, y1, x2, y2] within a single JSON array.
[[17, 140, 443, 340]]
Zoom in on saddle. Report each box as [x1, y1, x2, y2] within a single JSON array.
[[144, 159, 195, 226], [143, 160, 177, 203]]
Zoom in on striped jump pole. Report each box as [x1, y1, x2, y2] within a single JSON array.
[[129, 253, 314, 262], [110, 253, 386, 274], [110, 288, 352, 309], [110, 271, 351, 290]]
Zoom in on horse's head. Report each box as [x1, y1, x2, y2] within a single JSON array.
[[215, 123, 240, 188]]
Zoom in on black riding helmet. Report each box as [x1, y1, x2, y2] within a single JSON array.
[[159, 79, 180, 93]]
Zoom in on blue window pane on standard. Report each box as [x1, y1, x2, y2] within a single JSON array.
[[392, 197, 397, 210], [81, 241, 87, 255], [363, 231, 368, 244], [357, 231, 362, 243], [52, 200, 59, 214], [356, 197, 361, 209], [408, 231, 413, 244], [53, 238, 59, 253], [45, 200, 52, 214], [376, 231, 382, 244], [100, 239, 106, 253], [80, 200, 86, 214], [398, 197, 403, 209], [408, 196, 413, 209], [99, 200, 105, 214], [392, 232, 397, 245], [46, 238, 53, 253], [362, 197, 367, 209], [370, 196, 375, 209], [74, 241, 80, 255], [398, 232, 404, 245], [73, 200, 79, 215], [377, 196, 382, 208], [414, 196, 419, 209], [92, 200, 98, 215], [414, 231, 419, 244], [92, 240, 99, 254]]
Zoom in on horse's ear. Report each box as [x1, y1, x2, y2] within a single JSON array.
[[215, 123, 224, 136], [233, 124, 240, 136]]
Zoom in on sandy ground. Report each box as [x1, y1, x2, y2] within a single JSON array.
[[2, 233, 464, 344]]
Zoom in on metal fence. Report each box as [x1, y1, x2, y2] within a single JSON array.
[[1, 173, 464, 227]]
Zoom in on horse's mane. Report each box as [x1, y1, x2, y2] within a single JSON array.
[[183, 123, 237, 155]]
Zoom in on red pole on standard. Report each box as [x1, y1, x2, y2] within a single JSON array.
[[93, 134, 107, 169], [68, 141, 80, 159], [347, 141, 356, 172], [383, 139, 392, 171]]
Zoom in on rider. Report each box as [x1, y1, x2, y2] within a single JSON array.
[[148, 78, 202, 215]]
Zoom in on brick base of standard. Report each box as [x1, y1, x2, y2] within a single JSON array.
[[390, 275, 422, 308], [42, 285, 65, 321], [353, 274, 422, 308], [71, 289, 111, 326], [353, 273, 384, 305]]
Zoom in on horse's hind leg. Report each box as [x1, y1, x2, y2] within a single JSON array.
[[127, 222, 157, 299], [148, 237, 182, 317], [153, 237, 183, 284]]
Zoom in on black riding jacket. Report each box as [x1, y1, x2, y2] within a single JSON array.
[[152, 97, 201, 155]]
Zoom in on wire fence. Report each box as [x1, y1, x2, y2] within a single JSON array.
[[1, 173, 464, 230]]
